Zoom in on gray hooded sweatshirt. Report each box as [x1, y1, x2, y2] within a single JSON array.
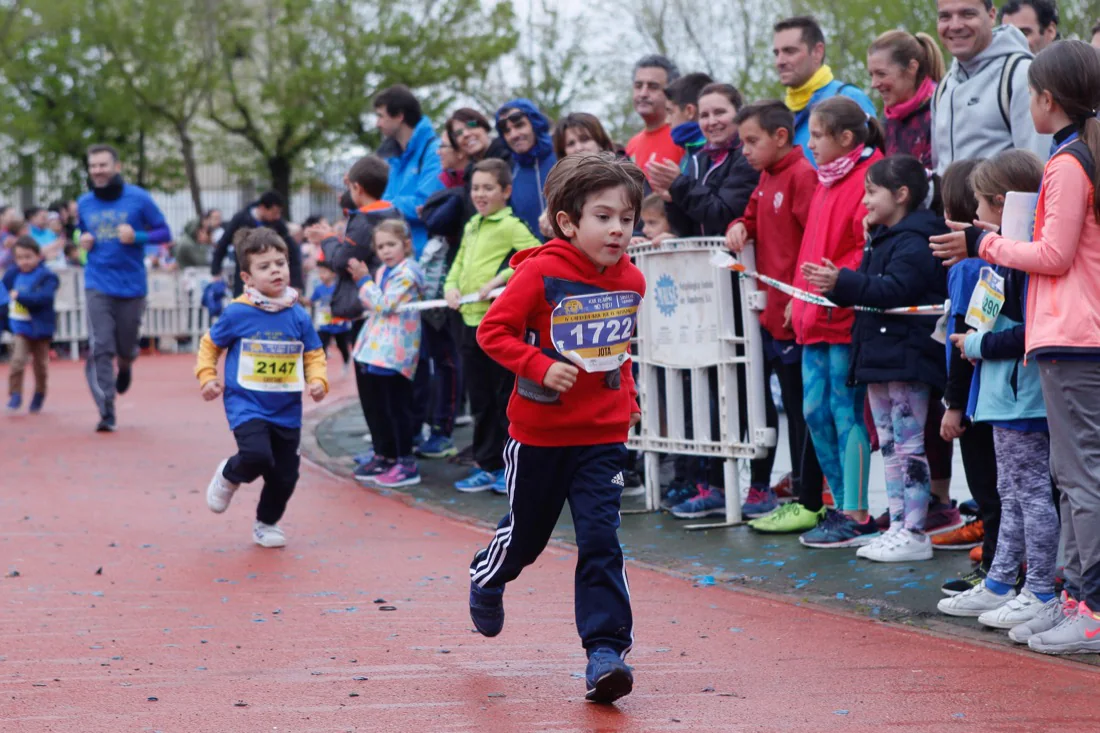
[[932, 25, 1051, 174]]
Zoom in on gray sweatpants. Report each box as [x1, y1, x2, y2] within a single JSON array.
[[84, 289, 145, 419], [1040, 360, 1100, 607], [988, 427, 1059, 596]]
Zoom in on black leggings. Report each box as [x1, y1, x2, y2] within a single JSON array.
[[320, 330, 351, 364], [223, 419, 301, 525], [960, 420, 1000, 569], [356, 368, 417, 460]]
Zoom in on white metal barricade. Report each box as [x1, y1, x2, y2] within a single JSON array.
[[628, 237, 775, 529]]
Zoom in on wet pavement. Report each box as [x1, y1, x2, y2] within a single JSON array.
[[3, 355, 1100, 732]]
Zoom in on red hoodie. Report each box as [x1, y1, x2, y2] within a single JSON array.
[[477, 239, 646, 447], [791, 149, 883, 346], [729, 146, 818, 341]]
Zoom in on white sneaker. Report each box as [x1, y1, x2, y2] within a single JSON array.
[[979, 588, 1045, 629], [856, 523, 901, 559], [937, 582, 1015, 617], [863, 528, 933, 562], [621, 485, 646, 497], [1009, 592, 1076, 644], [253, 521, 286, 548], [206, 459, 239, 513]]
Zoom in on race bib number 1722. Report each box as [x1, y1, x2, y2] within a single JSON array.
[[550, 291, 642, 373]]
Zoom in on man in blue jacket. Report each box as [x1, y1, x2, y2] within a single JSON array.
[[78, 144, 171, 432], [772, 15, 877, 166], [495, 99, 557, 238], [374, 85, 444, 256]]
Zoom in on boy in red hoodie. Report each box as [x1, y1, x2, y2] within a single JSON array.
[[726, 100, 821, 520], [470, 153, 646, 704]]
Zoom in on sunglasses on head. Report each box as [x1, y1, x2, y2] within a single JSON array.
[[498, 111, 527, 132]]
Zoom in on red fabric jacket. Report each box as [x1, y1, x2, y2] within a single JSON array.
[[792, 149, 883, 346], [730, 147, 818, 341], [477, 239, 646, 447]]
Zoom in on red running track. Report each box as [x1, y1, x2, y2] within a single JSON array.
[[2, 355, 1099, 732]]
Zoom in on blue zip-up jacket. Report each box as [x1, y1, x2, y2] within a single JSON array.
[[793, 80, 877, 167], [3, 262, 59, 340], [962, 266, 1046, 425], [382, 116, 444, 257], [495, 99, 557, 239]]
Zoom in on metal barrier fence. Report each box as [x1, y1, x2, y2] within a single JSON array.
[[627, 237, 775, 528], [2, 267, 215, 357]]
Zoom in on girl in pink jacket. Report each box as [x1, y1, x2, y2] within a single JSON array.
[[932, 40, 1100, 655]]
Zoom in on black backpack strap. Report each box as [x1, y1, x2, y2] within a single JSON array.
[[998, 53, 1029, 131], [1056, 139, 1097, 181]]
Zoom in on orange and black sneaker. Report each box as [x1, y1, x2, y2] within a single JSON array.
[[931, 519, 984, 550]]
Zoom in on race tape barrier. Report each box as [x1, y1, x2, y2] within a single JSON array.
[[396, 287, 505, 313], [710, 251, 946, 315]]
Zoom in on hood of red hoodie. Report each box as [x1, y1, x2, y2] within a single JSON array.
[[509, 238, 631, 276]]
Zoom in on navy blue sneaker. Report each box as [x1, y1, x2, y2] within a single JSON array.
[[799, 509, 881, 549], [6, 393, 21, 412], [353, 450, 375, 466], [28, 393, 44, 413], [469, 582, 504, 637], [584, 648, 633, 703], [659, 479, 697, 511], [741, 485, 778, 518], [670, 485, 725, 519]]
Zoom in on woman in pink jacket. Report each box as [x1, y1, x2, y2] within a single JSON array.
[[932, 40, 1100, 656]]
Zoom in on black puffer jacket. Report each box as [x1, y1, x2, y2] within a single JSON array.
[[828, 207, 949, 389], [665, 137, 760, 236]]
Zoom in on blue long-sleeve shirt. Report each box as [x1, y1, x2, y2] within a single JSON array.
[[78, 184, 170, 298]]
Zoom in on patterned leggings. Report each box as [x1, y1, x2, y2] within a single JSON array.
[[802, 344, 870, 512], [989, 428, 1058, 596], [867, 381, 930, 531]]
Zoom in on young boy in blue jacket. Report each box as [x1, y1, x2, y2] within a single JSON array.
[[4, 236, 59, 413]]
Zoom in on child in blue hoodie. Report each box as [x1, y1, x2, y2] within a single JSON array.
[[495, 99, 557, 239], [4, 236, 59, 413]]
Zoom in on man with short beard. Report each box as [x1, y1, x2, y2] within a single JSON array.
[[78, 144, 171, 432]]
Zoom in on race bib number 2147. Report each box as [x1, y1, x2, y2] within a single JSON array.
[[550, 291, 642, 373]]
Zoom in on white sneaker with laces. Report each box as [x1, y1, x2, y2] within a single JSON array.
[[856, 523, 901, 559], [937, 582, 1015, 617], [1008, 592, 1076, 644], [864, 527, 933, 562], [206, 459, 239, 513], [253, 521, 286, 548], [979, 588, 1044, 629]]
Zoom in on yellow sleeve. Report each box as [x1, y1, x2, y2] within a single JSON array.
[[195, 332, 223, 385], [303, 348, 329, 393]]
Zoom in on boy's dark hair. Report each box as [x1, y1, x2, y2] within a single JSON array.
[[940, 159, 982, 223], [346, 155, 389, 201], [472, 158, 513, 188], [866, 155, 932, 215], [773, 16, 826, 50], [373, 84, 423, 128], [544, 153, 645, 240], [12, 234, 40, 255], [447, 108, 492, 148], [23, 206, 43, 221], [698, 83, 744, 112], [999, 0, 1058, 29], [339, 190, 355, 211], [302, 214, 325, 228], [633, 54, 680, 83], [641, 192, 666, 213], [258, 190, 285, 210], [86, 143, 119, 162], [735, 99, 795, 138], [317, 259, 336, 272], [665, 72, 715, 109], [236, 227, 288, 273]]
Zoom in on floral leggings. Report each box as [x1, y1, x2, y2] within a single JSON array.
[[867, 381, 931, 531], [802, 344, 870, 512]]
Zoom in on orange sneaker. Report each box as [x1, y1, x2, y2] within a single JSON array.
[[822, 480, 835, 509], [969, 545, 983, 564], [931, 519, 984, 550]]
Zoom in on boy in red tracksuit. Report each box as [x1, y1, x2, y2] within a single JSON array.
[[726, 100, 821, 519], [469, 153, 646, 705]]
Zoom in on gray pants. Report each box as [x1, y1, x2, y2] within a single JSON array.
[[84, 289, 145, 419], [988, 427, 1059, 596], [1040, 360, 1100, 607]]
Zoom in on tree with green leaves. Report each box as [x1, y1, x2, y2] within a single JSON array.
[[206, 0, 519, 213]]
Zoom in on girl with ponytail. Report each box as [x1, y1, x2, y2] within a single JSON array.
[[868, 30, 947, 167], [931, 40, 1100, 655]]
